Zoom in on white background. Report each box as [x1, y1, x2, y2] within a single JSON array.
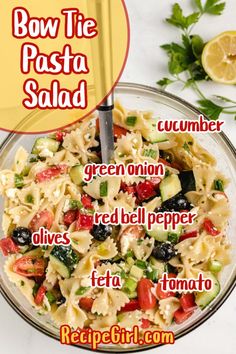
[[0, 0, 235, 353]]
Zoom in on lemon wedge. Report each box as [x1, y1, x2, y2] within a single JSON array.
[[202, 31, 236, 84]]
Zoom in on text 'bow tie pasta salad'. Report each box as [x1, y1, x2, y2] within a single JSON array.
[[0, 102, 231, 344]]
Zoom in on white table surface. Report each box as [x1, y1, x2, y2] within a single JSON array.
[[0, 0, 235, 353]]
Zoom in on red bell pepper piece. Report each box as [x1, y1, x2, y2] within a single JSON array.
[[179, 230, 198, 242], [141, 318, 151, 329], [203, 218, 220, 236], [0, 238, 19, 256], [81, 194, 93, 209], [76, 212, 93, 230], [136, 180, 156, 201], [120, 182, 136, 196], [55, 131, 66, 142], [64, 210, 77, 226], [36, 165, 67, 183], [120, 299, 140, 312]]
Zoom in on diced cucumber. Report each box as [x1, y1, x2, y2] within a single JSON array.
[[195, 273, 220, 309], [19, 245, 30, 254], [208, 260, 222, 273], [149, 257, 165, 277], [144, 196, 162, 212], [127, 291, 138, 299], [144, 223, 182, 242], [69, 165, 84, 185], [25, 247, 43, 258], [142, 120, 168, 143], [31, 137, 60, 155], [169, 224, 183, 238], [123, 277, 138, 293], [145, 223, 168, 241], [50, 255, 70, 278], [126, 257, 135, 267], [130, 265, 143, 280], [50, 245, 78, 278], [160, 174, 182, 202]]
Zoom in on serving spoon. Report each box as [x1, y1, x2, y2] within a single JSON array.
[[89, 0, 115, 164], [97, 94, 114, 164]]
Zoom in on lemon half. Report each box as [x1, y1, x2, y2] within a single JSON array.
[[202, 31, 236, 84]]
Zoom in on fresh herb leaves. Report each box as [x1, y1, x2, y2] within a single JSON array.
[[157, 0, 236, 120], [199, 0, 226, 15], [166, 3, 199, 30], [157, 77, 175, 88], [197, 99, 223, 120]]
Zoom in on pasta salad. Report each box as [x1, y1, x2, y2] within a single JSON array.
[[0, 102, 231, 339]]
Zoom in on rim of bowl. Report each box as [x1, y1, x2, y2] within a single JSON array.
[[0, 82, 236, 353]]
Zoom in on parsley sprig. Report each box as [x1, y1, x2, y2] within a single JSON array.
[[157, 0, 236, 120]]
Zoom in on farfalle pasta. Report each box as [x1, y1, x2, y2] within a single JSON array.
[[0, 102, 231, 345]]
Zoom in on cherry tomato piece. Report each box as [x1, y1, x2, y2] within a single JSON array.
[[34, 285, 47, 305], [13, 256, 45, 277], [79, 297, 94, 312], [180, 293, 197, 313], [156, 273, 176, 299], [174, 308, 194, 324], [29, 210, 54, 232], [156, 282, 176, 299], [137, 278, 157, 310]]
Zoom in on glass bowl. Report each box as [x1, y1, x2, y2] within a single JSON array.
[[0, 83, 235, 352]]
